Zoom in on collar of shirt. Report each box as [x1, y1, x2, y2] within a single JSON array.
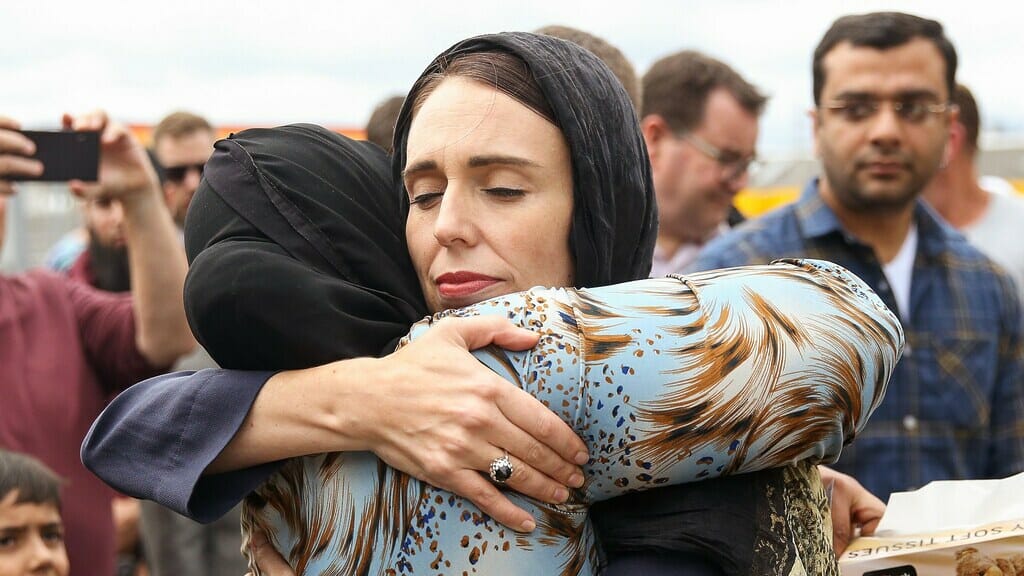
[[794, 178, 960, 259]]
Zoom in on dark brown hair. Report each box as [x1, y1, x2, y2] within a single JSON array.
[[535, 25, 641, 110], [813, 12, 957, 105], [641, 50, 766, 133], [410, 51, 557, 126], [365, 95, 405, 153], [0, 449, 63, 509], [152, 110, 214, 147], [953, 83, 979, 154]]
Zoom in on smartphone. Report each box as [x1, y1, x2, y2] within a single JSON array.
[[18, 130, 100, 182]]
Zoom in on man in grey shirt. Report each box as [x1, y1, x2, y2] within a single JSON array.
[[924, 83, 1024, 299]]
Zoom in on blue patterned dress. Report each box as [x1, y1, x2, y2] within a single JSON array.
[[241, 260, 903, 575]]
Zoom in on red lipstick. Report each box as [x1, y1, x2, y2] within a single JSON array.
[[435, 271, 501, 298]]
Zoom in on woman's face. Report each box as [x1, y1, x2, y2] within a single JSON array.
[[404, 77, 575, 313]]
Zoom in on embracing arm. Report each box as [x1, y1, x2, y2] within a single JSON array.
[[86, 317, 588, 530], [209, 316, 587, 532], [404, 259, 904, 503]]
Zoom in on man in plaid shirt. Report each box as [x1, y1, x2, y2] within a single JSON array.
[[692, 11, 1024, 507]]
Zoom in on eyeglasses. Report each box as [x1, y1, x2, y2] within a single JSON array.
[[163, 163, 205, 184], [822, 98, 951, 124], [678, 133, 758, 182]]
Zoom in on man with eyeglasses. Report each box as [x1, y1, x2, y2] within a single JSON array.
[[691, 11, 1024, 552], [639, 50, 766, 276]]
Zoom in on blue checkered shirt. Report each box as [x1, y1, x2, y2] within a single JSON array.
[[689, 180, 1024, 500]]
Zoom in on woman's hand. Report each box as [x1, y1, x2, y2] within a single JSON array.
[[820, 465, 886, 555], [362, 315, 589, 532]]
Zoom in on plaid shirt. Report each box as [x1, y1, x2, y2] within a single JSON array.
[[690, 180, 1024, 500]]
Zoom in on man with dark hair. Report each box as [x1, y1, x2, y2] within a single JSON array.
[[535, 25, 641, 110], [152, 111, 216, 227], [692, 12, 1024, 535], [924, 83, 1024, 300], [68, 196, 131, 292], [0, 449, 68, 576], [641, 50, 766, 275], [365, 95, 405, 153]]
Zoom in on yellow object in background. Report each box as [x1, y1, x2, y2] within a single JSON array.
[[735, 180, 1024, 219]]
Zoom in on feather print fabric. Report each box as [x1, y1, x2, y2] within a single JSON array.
[[242, 259, 903, 575]]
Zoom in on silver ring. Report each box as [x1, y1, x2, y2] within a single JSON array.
[[489, 451, 514, 484]]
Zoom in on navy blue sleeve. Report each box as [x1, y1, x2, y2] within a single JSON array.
[[82, 368, 281, 523]]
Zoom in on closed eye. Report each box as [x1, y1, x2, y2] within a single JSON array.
[[409, 191, 444, 209], [483, 187, 525, 199]]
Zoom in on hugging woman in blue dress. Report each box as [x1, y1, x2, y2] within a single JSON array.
[[84, 32, 902, 575]]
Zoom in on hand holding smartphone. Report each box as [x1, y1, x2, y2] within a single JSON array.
[[17, 130, 100, 182]]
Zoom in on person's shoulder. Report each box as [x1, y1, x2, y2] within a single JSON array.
[[12, 268, 66, 289], [0, 269, 78, 311], [988, 190, 1024, 216], [692, 203, 802, 271]]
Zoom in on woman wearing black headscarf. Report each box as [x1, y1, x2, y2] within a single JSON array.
[[85, 33, 899, 575]]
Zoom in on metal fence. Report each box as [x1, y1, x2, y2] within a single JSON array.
[[1, 183, 80, 273]]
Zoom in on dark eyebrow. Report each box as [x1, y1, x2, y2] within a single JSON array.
[[402, 155, 541, 179], [401, 159, 438, 180], [833, 89, 942, 101], [467, 155, 541, 169]]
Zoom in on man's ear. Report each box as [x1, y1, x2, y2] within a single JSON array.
[[808, 107, 822, 158], [944, 122, 965, 167], [640, 115, 672, 164]]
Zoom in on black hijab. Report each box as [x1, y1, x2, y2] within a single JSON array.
[[184, 32, 656, 370], [183, 125, 425, 369]]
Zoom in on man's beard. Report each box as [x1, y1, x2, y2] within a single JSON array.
[[821, 154, 927, 215], [88, 229, 131, 293]]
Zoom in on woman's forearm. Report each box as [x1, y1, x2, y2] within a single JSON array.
[[205, 359, 380, 474]]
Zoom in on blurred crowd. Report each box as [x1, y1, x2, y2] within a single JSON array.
[[1, 11, 1022, 576]]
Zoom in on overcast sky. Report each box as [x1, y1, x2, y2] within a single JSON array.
[[5, 0, 1024, 156]]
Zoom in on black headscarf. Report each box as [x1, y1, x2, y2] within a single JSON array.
[[393, 32, 657, 288], [183, 125, 425, 369], [184, 32, 656, 370]]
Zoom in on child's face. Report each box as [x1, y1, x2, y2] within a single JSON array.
[[0, 491, 68, 576]]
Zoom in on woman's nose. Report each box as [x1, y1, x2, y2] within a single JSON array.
[[432, 186, 478, 247]]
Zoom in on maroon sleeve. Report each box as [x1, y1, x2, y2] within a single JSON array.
[[64, 277, 166, 394]]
